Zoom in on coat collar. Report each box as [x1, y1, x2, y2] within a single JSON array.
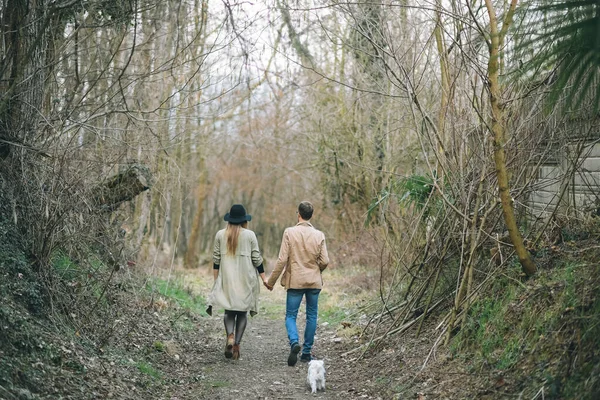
[[296, 221, 313, 228]]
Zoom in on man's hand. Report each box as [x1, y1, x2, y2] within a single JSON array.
[[262, 278, 273, 291]]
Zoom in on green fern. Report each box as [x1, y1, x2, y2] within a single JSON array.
[[365, 174, 434, 225], [397, 174, 435, 210]]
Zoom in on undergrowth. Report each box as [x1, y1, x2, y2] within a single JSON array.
[[0, 219, 210, 399], [147, 277, 207, 315], [452, 249, 600, 399]]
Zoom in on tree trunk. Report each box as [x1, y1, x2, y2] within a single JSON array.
[[0, 0, 49, 157], [351, 2, 386, 211], [434, 0, 449, 175], [184, 164, 208, 268], [484, 0, 536, 276]]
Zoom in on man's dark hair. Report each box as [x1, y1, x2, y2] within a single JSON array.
[[298, 201, 314, 220]]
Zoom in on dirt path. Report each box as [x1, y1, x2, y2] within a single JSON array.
[[194, 300, 379, 399], [135, 268, 392, 400], [197, 316, 327, 399]]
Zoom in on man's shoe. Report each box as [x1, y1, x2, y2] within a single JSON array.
[[287, 343, 301, 366], [300, 353, 313, 363]]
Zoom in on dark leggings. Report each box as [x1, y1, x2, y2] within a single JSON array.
[[224, 310, 247, 345]]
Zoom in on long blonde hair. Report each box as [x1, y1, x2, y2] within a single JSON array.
[[225, 221, 248, 255]]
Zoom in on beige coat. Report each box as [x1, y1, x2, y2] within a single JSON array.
[[267, 221, 329, 289], [208, 228, 263, 315]]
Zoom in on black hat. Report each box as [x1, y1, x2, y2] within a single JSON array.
[[224, 204, 252, 224]]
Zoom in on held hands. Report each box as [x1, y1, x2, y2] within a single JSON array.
[[262, 277, 273, 291], [259, 271, 273, 291]]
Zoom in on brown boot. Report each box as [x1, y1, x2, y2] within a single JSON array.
[[232, 344, 240, 360], [224, 334, 234, 359]]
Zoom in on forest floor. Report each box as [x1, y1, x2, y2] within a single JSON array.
[[140, 266, 411, 400], [150, 267, 391, 400], [3, 243, 599, 399], [1, 258, 475, 400], [66, 265, 496, 400]]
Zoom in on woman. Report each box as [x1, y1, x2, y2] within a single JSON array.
[[207, 204, 269, 360]]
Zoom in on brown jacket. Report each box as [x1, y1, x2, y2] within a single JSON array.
[[268, 221, 329, 289]]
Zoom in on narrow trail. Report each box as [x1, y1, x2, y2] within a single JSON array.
[[198, 316, 333, 399], [185, 277, 382, 400], [194, 308, 369, 398]]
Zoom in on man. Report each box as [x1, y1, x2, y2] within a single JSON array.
[[265, 201, 329, 366]]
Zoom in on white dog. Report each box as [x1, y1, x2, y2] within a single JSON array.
[[306, 359, 326, 394]]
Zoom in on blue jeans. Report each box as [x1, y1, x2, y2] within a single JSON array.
[[286, 288, 321, 355]]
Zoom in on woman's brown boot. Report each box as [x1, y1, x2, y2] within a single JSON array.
[[232, 344, 240, 360], [224, 334, 234, 359]]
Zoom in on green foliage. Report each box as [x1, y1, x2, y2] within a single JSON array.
[[50, 251, 115, 308], [148, 278, 207, 314], [258, 301, 285, 320], [453, 275, 519, 368], [497, 337, 522, 370], [51, 252, 80, 280], [366, 173, 435, 225], [0, 216, 44, 314], [136, 361, 161, 380], [207, 380, 230, 388], [0, 305, 39, 356], [152, 341, 165, 352], [320, 308, 348, 325], [516, 0, 600, 112], [453, 259, 600, 398], [561, 297, 600, 397], [319, 303, 348, 325], [397, 174, 435, 210]]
